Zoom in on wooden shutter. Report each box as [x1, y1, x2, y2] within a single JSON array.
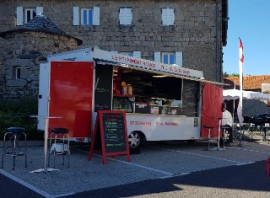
[[119, 8, 132, 25], [162, 8, 174, 26], [175, 51, 183, 67], [73, 7, 79, 25], [16, 7, 23, 25], [36, 6, 43, 15], [161, 8, 168, 26], [154, 52, 161, 63], [93, 6, 100, 25], [167, 8, 175, 26]]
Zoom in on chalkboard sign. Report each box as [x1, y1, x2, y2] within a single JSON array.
[[88, 110, 130, 164], [94, 66, 113, 112]]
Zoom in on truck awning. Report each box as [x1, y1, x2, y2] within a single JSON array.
[[95, 59, 225, 86]]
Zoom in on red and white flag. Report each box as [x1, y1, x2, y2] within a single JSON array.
[[239, 38, 244, 63], [237, 38, 244, 123]]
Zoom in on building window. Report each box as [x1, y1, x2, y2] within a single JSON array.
[[162, 8, 175, 26], [162, 52, 175, 64], [25, 8, 36, 23], [73, 7, 100, 26], [118, 51, 141, 58], [119, 8, 132, 25], [154, 51, 182, 67], [81, 9, 93, 25], [16, 7, 43, 25], [13, 66, 21, 79], [119, 52, 133, 57]]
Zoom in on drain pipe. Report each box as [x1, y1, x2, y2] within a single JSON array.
[[215, 0, 219, 82]]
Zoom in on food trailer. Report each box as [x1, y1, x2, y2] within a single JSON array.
[[38, 47, 223, 149]]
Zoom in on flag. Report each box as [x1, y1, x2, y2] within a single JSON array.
[[238, 38, 244, 123], [239, 38, 244, 63]]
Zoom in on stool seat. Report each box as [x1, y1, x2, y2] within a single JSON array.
[[7, 127, 25, 134], [51, 128, 68, 134], [2, 126, 27, 170], [49, 128, 70, 168]]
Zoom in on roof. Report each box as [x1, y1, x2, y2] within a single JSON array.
[[224, 75, 270, 90], [0, 15, 82, 45]]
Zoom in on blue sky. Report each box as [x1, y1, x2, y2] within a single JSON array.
[[223, 0, 270, 76]]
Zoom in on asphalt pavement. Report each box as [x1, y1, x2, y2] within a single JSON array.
[[66, 160, 270, 198], [0, 139, 270, 198]]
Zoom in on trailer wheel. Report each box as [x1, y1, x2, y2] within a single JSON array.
[[128, 131, 141, 149]]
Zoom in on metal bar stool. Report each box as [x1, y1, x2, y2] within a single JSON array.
[[1, 127, 27, 170], [48, 128, 70, 168], [203, 125, 215, 151]]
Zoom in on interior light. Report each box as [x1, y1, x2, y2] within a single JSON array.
[[152, 75, 168, 78]]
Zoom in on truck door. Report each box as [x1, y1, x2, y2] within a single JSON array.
[[48, 61, 94, 138], [38, 63, 50, 130]]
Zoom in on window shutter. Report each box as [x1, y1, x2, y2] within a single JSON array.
[[16, 7, 23, 25], [167, 9, 175, 26], [93, 6, 100, 25], [119, 8, 132, 25], [126, 8, 132, 25], [133, 51, 141, 58], [73, 7, 79, 25], [162, 8, 174, 26], [36, 6, 43, 15], [154, 52, 161, 63], [175, 51, 183, 67], [119, 8, 125, 25], [162, 8, 167, 26]]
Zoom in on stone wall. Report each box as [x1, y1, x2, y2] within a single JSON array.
[[0, 0, 224, 82], [0, 38, 7, 98], [2, 32, 78, 99]]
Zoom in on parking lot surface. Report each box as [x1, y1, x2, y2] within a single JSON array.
[[1, 140, 270, 197]]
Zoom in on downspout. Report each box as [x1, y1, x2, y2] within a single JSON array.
[[215, 0, 219, 82]]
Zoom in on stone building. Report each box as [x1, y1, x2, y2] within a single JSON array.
[[0, 0, 228, 98], [0, 15, 82, 98]]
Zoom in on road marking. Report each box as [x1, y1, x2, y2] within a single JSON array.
[[235, 162, 255, 166], [159, 172, 190, 179], [231, 147, 270, 154], [74, 147, 174, 177], [0, 169, 76, 198], [94, 154, 174, 177], [0, 169, 54, 198], [55, 192, 76, 198], [155, 146, 247, 165]]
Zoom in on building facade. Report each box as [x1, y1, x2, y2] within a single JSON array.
[[0, 0, 228, 98]]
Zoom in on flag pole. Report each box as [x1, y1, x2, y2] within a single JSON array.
[[237, 38, 244, 124]]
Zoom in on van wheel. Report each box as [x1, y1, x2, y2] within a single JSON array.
[[128, 131, 141, 149]]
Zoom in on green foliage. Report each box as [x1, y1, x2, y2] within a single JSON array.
[[223, 72, 239, 77], [223, 72, 229, 77], [0, 97, 43, 140]]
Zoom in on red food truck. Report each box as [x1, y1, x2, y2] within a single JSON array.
[[38, 47, 223, 149]]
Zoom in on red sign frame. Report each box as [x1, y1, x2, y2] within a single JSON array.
[[88, 110, 131, 164]]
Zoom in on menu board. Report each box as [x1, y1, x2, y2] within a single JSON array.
[[94, 66, 113, 111], [102, 113, 127, 152], [88, 110, 130, 164]]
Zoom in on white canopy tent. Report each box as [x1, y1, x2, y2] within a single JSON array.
[[223, 89, 270, 101], [223, 89, 270, 123]]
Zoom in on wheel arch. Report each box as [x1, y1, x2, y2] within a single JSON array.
[[129, 130, 146, 141]]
